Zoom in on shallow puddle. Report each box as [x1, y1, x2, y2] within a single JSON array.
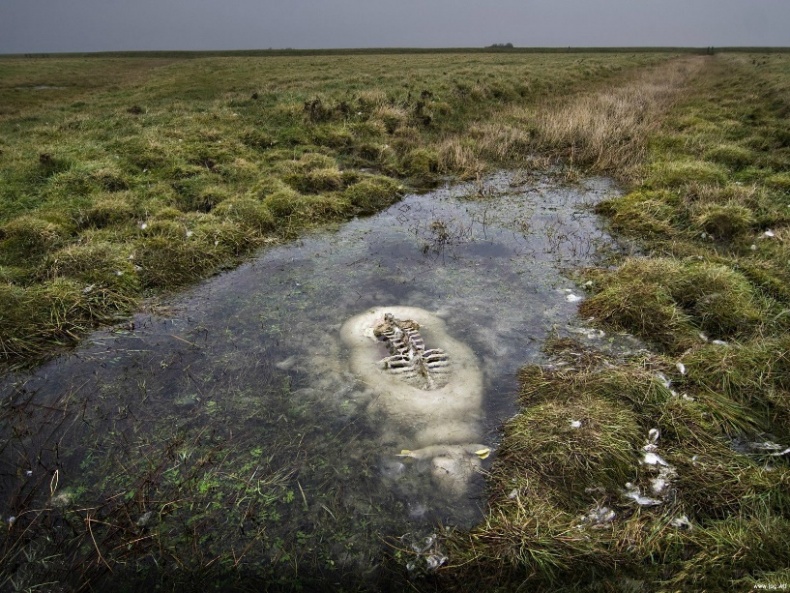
[[1, 171, 623, 587]]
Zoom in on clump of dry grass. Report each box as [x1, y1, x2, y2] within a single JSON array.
[[355, 89, 389, 111], [532, 57, 707, 171], [372, 105, 409, 134], [468, 115, 535, 163], [436, 138, 484, 179], [389, 125, 421, 154], [0, 279, 137, 359]]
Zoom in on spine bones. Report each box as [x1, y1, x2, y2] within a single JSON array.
[[374, 313, 450, 391]]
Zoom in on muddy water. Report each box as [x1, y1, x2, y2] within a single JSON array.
[[0, 171, 622, 587]]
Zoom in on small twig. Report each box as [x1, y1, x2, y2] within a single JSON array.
[[232, 526, 267, 568], [297, 480, 308, 511], [49, 469, 59, 497], [85, 513, 113, 572], [319, 503, 336, 520], [110, 533, 156, 552], [168, 334, 200, 348]]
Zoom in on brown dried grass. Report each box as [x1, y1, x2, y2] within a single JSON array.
[[533, 56, 708, 171]]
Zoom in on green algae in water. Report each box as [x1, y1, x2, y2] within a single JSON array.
[[0, 171, 623, 590]]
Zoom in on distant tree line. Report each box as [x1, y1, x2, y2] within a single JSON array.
[[487, 43, 514, 49]]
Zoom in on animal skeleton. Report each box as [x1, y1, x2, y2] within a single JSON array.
[[341, 305, 485, 498], [374, 313, 450, 391]]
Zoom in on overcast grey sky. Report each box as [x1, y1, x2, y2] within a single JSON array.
[[1, 0, 788, 54]]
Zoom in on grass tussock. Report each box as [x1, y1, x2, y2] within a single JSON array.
[[0, 279, 136, 359], [646, 158, 729, 188], [469, 120, 534, 162], [212, 197, 276, 233], [437, 138, 484, 179], [667, 516, 790, 591], [78, 194, 137, 229], [341, 175, 403, 214], [46, 242, 139, 291], [596, 189, 679, 238], [580, 257, 768, 351], [0, 215, 67, 260], [500, 392, 642, 506], [692, 201, 757, 240]]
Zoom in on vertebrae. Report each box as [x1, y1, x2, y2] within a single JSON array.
[[374, 313, 450, 391]]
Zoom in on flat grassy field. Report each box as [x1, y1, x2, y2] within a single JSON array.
[[0, 51, 669, 362], [1, 50, 789, 592]]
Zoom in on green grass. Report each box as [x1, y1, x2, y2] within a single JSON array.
[[0, 51, 674, 364], [436, 53, 790, 593]]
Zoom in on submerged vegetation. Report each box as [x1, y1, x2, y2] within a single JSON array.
[[1, 50, 790, 591]]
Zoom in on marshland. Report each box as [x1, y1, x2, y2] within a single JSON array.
[[1, 49, 789, 592]]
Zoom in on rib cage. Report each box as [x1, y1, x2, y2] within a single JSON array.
[[373, 313, 450, 391]]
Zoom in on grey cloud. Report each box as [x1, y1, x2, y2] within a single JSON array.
[[1, 0, 788, 54]]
